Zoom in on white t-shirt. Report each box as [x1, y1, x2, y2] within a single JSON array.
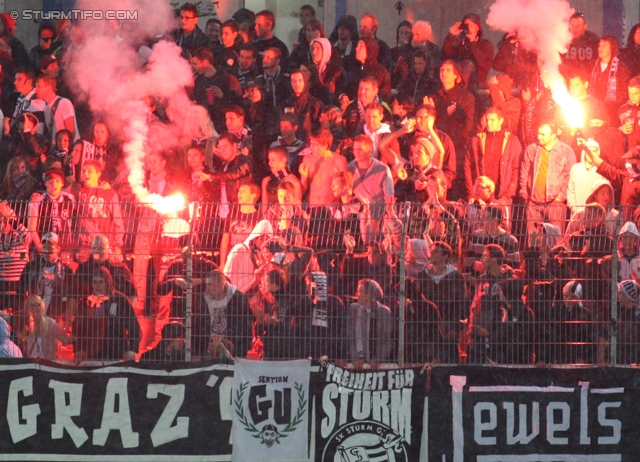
[[44, 96, 80, 142]]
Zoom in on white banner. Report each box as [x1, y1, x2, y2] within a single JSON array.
[[232, 359, 310, 462]]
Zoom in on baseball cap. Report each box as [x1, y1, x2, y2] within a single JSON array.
[[42, 232, 59, 245]]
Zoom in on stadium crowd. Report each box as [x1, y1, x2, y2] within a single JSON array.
[[0, 5, 640, 366]]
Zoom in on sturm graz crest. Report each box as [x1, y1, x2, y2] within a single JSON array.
[[321, 420, 408, 462], [234, 381, 307, 447]]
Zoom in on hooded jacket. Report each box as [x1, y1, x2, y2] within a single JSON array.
[[442, 14, 494, 86], [345, 37, 392, 101], [617, 221, 640, 281], [311, 38, 344, 100], [566, 178, 619, 236]]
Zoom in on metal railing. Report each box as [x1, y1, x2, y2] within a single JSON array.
[[1, 199, 637, 368]]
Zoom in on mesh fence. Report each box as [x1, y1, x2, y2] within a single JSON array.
[[1, 199, 638, 367]]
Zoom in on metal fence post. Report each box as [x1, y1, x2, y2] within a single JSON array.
[[397, 202, 410, 368], [184, 202, 198, 362], [609, 211, 624, 367]]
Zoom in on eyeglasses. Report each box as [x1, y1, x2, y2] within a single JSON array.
[[181, 15, 196, 20]]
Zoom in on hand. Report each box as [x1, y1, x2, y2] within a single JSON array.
[[449, 22, 462, 36], [488, 76, 499, 86], [426, 114, 435, 131], [174, 277, 187, 290], [414, 179, 427, 191], [521, 88, 532, 102], [446, 102, 457, 116], [299, 161, 309, 178], [3, 117, 9, 134], [621, 122, 634, 135], [343, 231, 356, 253], [210, 86, 224, 98], [422, 96, 435, 106], [404, 118, 417, 134], [193, 171, 211, 186], [239, 146, 250, 156], [339, 94, 350, 111], [397, 165, 408, 181]]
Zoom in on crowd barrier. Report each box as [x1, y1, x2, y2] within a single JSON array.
[[1, 199, 636, 368]]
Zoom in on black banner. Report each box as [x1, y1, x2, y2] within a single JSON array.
[[2, 361, 640, 461], [0, 360, 234, 460]]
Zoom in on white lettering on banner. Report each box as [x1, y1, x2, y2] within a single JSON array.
[[92, 378, 139, 448], [147, 384, 189, 447], [7, 377, 41, 443], [451, 376, 624, 461], [49, 380, 89, 447], [547, 402, 571, 445], [320, 366, 413, 443]]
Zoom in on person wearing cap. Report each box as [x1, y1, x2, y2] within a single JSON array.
[[18, 231, 74, 326], [173, 3, 208, 55], [0, 201, 30, 302], [27, 167, 76, 254], [442, 13, 494, 88], [616, 279, 640, 364], [464, 106, 522, 205], [464, 204, 519, 276], [614, 222, 640, 281]]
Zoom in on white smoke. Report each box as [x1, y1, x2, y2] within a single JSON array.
[[487, 0, 583, 126], [68, 0, 196, 213]]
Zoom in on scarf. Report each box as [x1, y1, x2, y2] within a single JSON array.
[[591, 56, 619, 103], [204, 283, 237, 335]]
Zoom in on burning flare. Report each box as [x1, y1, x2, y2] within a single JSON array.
[[487, 0, 583, 128]]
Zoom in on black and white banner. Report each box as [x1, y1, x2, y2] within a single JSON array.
[[232, 359, 310, 462], [3, 361, 640, 460]]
